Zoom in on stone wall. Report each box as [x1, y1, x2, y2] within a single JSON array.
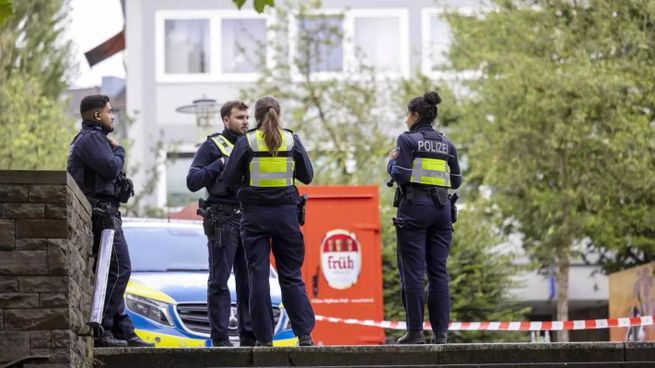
[[0, 171, 94, 368]]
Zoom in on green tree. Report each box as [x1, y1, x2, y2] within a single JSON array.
[[446, 0, 655, 341], [0, 0, 11, 25], [0, 0, 75, 170], [242, 0, 527, 341]]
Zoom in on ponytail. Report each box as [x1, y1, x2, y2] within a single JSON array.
[[261, 108, 282, 154], [254, 96, 283, 154]]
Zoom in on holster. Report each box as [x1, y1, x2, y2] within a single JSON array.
[[197, 199, 236, 248], [392, 187, 402, 208], [298, 194, 308, 226], [116, 172, 135, 204], [91, 202, 117, 230], [449, 192, 459, 224]]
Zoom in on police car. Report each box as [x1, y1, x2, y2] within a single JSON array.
[[121, 219, 297, 347]]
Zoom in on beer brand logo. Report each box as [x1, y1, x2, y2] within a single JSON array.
[[320, 229, 362, 289]]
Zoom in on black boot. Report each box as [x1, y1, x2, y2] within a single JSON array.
[[95, 335, 128, 347], [212, 338, 232, 347], [239, 334, 257, 347], [298, 334, 314, 346], [397, 330, 425, 344], [256, 340, 273, 347], [126, 335, 155, 347], [431, 331, 447, 344]]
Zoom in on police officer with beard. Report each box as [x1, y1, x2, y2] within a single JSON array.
[[187, 100, 256, 347], [67, 95, 154, 347], [387, 91, 462, 345]]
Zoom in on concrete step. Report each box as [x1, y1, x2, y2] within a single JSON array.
[[94, 342, 655, 368]]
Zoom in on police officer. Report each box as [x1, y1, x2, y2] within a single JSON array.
[[186, 100, 256, 347], [67, 95, 154, 347], [387, 91, 462, 344], [222, 96, 315, 347]]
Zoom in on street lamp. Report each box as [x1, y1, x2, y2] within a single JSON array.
[[175, 96, 222, 143]]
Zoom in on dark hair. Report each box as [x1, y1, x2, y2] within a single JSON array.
[[407, 91, 442, 124], [220, 100, 248, 119], [254, 96, 282, 154], [80, 95, 110, 116]]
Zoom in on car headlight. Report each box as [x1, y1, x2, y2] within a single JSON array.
[[125, 293, 174, 326]]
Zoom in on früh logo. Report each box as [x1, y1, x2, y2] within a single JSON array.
[[320, 229, 362, 289]]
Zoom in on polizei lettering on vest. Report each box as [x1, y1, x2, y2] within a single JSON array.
[[417, 140, 448, 154]]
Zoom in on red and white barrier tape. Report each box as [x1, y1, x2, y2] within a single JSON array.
[[315, 315, 655, 331]]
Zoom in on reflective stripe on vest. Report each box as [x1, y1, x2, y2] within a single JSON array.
[[210, 135, 234, 157], [246, 129, 295, 187], [410, 157, 451, 187]]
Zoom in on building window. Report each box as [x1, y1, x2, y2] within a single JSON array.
[[221, 18, 267, 73], [353, 16, 402, 73], [290, 9, 408, 79], [156, 10, 271, 82], [422, 8, 482, 80], [426, 13, 452, 71], [166, 153, 204, 208], [164, 19, 210, 74], [296, 14, 344, 73]]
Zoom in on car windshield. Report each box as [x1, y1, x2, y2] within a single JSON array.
[[123, 225, 209, 272], [123, 223, 278, 278]]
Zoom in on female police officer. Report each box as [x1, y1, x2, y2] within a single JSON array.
[[222, 96, 315, 347], [387, 91, 462, 344]]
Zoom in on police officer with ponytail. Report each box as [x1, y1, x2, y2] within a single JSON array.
[[387, 91, 462, 345], [223, 96, 315, 347]]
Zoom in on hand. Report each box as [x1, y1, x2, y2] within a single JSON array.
[[107, 137, 120, 148], [388, 148, 399, 160]]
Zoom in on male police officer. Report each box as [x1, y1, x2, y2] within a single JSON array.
[[67, 95, 153, 347], [186, 100, 256, 347]]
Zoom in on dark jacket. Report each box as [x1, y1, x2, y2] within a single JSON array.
[[387, 122, 462, 189], [186, 129, 241, 205], [67, 120, 125, 201], [222, 129, 313, 206]]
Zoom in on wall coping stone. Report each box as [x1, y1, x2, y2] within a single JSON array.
[[0, 170, 91, 216]]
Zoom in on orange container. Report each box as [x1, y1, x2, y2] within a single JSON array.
[[298, 185, 385, 346]]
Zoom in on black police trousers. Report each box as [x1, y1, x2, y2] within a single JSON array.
[[206, 210, 253, 341], [241, 204, 315, 343], [394, 191, 452, 334], [92, 209, 135, 339]]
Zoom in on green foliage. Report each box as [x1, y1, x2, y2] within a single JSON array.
[[445, 0, 655, 332], [0, 0, 11, 25], [0, 0, 74, 170], [448, 200, 530, 343], [232, 0, 275, 14], [242, 0, 527, 341], [0, 76, 74, 169]]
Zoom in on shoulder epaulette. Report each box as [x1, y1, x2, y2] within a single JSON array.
[[282, 128, 294, 134]]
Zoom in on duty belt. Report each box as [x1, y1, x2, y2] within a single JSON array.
[[209, 203, 240, 214]]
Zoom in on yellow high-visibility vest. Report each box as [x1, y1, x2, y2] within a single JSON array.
[[410, 156, 451, 187], [246, 129, 295, 187], [210, 135, 234, 157]]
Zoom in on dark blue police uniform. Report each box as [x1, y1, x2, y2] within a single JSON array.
[[187, 128, 254, 345], [67, 120, 135, 342], [222, 128, 315, 345], [387, 122, 462, 341]]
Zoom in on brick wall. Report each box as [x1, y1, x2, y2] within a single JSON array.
[[0, 171, 94, 368]]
